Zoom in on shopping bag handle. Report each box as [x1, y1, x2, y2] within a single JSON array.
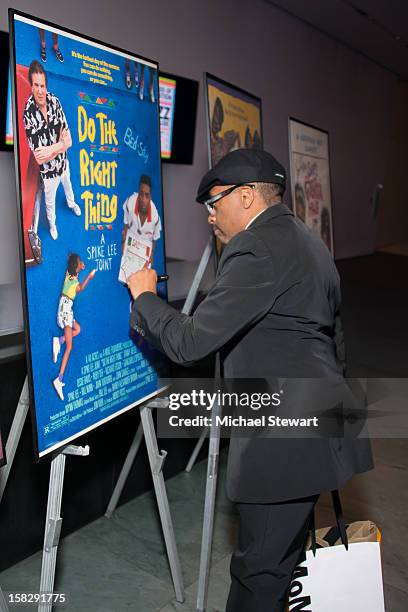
[[309, 507, 317, 557], [331, 489, 349, 551], [309, 489, 349, 557]]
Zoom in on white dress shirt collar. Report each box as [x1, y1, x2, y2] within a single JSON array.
[[245, 208, 269, 230]]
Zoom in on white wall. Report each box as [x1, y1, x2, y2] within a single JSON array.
[[0, 0, 395, 269]]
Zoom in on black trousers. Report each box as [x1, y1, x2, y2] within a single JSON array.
[[226, 494, 319, 612]]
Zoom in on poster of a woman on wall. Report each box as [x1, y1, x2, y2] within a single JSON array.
[[289, 118, 334, 255]]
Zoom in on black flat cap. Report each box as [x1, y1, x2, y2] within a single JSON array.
[[196, 148, 286, 203]]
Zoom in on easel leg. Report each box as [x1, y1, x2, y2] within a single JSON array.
[[38, 445, 89, 612], [185, 426, 209, 473], [38, 453, 66, 612], [196, 404, 221, 612], [105, 421, 144, 518], [181, 237, 214, 317], [140, 405, 185, 603], [0, 586, 9, 612], [0, 378, 29, 505], [182, 237, 214, 475]]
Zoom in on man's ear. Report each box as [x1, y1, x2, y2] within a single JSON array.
[[241, 185, 255, 210]]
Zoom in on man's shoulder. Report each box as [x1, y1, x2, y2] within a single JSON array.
[[124, 192, 137, 206], [220, 228, 271, 266], [249, 207, 316, 253], [252, 209, 338, 280]]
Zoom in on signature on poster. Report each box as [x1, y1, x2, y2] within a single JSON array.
[[124, 126, 149, 164]]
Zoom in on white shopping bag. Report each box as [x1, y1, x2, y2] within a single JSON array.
[[288, 540, 385, 611]]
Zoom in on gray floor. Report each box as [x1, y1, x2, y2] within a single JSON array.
[[0, 441, 407, 611]]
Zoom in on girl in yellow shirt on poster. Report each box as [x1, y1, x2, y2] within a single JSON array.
[[52, 253, 96, 400]]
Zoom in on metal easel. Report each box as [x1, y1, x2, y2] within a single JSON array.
[[196, 369, 222, 612], [38, 397, 187, 609], [172, 238, 223, 611], [0, 586, 9, 612], [0, 388, 89, 612], [137, 397, 185, 603], [0, 384, 185, 605], [105, 236, 214, 519], [177, 237, 226, 611], [107, 391, 221, 612], [180, 239, 224, 612], [184, 237, 217, 473], [38, 444, 89, 612], [105, 236, 218, 610], [0, 380, 29, 612], [0, 378, 29, 505], [105, 398, 186, 602]]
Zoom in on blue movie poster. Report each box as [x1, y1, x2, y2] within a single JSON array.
[[11, 12, 166, 457]]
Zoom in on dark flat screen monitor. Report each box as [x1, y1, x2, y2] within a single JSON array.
[[159, 71, 198, 165]]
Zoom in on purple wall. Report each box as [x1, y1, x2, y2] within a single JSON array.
[[0, 0, 395, 267]]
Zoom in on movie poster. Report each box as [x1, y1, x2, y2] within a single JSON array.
[[289, 118, 334, 255], [10, 11, 166, 458], [205, 73, 263, 168]]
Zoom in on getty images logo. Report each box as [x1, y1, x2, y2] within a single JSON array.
[[288, 551, 312, 611]]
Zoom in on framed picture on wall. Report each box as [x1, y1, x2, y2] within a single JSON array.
[[9, 9, 167, 459], [204, 73, 263, 168], [288, 118, 334, 255]]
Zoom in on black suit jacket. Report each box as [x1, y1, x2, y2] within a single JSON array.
[[131, 204, 373, 502]]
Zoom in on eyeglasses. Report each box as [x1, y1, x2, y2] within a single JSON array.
[[202, 184, 255, 214]]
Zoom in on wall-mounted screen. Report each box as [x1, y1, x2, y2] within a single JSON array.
[[10, 9, 167, 459], [159, 75, 176, 159], [159, 71, 198, 165]]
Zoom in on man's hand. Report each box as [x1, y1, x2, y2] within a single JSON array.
[[127, 268, 157, 301], [33, 141, 64, 164], [59, 127, 72, 151], [33, 145, 52, 164]]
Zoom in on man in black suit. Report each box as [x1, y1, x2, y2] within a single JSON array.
[[127, 149, 373, 611]]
